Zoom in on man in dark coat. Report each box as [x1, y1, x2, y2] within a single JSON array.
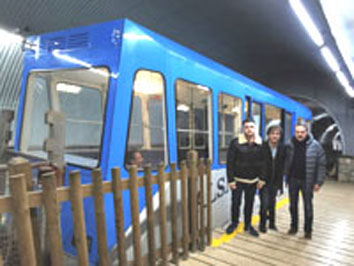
[[259, 125, 287, 233], [286, 122, 326, 239], [225, 118, 265, 237]]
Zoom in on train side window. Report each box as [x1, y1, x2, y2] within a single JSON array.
[[125, 70, 168, 169], [175, 79, 212, 162], [264, 104, 282, 136], [218, 93, 242, 164], [251, 102, 262, 136], [244, 97, 250, 118], [285, 112, 292, 143]]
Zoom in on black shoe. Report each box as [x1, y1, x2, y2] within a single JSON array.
[[246, 226, 259, 237], [269, 224, 278, 231], [226, 222, 238, 235], [287, 228, 298, 235], [259, 225, 267, 233], [304, 232, 312, 239]]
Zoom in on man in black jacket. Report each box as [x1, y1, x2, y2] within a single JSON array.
[[259, 125, 287, 233], [225, 118, 265, 237], [286, 122, 326, 239]]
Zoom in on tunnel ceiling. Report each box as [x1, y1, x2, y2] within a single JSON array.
[[0, 0, 353, 101]]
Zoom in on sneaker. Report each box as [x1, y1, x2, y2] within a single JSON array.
[[246, 226, 259, 237], [259, 225, 267, 233], [304, 232, 312, 239], [226, 222, 238, 235], [287, 228, 298, 235], [269, 224, 278, 231]]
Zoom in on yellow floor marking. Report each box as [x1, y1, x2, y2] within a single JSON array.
[[211, 197, 289, 247]]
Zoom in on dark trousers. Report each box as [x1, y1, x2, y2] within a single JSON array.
[[231, 182, 257, 228], [259, 184, 277, 227], [288, 178, 314, 233]]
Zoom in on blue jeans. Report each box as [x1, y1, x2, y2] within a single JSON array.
[[288, 178, 314, 233]]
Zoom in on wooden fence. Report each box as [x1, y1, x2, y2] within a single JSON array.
[[0, 151, 212, 266]]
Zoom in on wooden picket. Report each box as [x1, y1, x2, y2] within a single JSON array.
[[0, 152, 212, 265]]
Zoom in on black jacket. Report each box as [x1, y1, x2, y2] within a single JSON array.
[[262, 141, 287, 191], [285, 134, 326, 187], [227, 134, 264, 183]]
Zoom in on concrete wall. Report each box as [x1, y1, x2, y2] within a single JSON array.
[[338, 156, 354, 182]]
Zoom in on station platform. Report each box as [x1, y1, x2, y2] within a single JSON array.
[[181, 181, 354, 266]]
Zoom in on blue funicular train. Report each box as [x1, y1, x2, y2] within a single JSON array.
[[16, 19, 311, 263]]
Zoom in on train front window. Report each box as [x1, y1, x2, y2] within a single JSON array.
[[20, 67, 109, 168], [125, 70, 168, 169], [175, 79, 212, 162], [218, 93, 242, 164]]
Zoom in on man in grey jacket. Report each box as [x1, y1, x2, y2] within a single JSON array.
[[286, 122, 326, 239]]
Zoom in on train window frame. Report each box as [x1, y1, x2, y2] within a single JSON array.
[[124, 69, 169, 171], [19, 66, 111, 169], [175, 78, 213, 162], [251, 100, 263, 137], [217, 92, 243, 165], [285, 112, 293, 143]]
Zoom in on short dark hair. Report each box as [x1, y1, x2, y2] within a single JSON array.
[[295, 121, 309, 131], [266, 125, 283, 135], [242, 117, 255, 125], [127, 148, 141, 164]]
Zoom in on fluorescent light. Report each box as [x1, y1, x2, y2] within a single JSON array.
[[336, 71, 349, 87], [57, 83, 82, 94], [289, 0, 324, 46], [344, 85, 354, 98], [177, 104, 190, 112], [231, 106, 240, 113], [197, 85, 210, 92], [313, 113, 329, 121], [320, 0, 354, 79], [320, 46, 340, 72], [0, 29, 23, 43], [134, 80, 162, 95], [336, 71, 354, 97]]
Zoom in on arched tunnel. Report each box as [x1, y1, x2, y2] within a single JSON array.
[[292, 96, 343, 180]]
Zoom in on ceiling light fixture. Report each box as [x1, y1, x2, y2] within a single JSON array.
[[289, 0, 324, 46], [320, 46, 340, 72], [336, 71, 354, 97], [56, 83, 82, 94]]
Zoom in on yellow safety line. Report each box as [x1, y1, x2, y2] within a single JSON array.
[[211, 197, 290, 247]]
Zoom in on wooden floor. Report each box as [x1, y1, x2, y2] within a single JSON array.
[[181, 181, 354, 266]]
